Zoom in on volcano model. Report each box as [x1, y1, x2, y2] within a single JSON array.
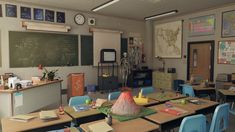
[[111, 91, 140, 115]]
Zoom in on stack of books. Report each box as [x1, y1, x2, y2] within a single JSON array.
[[39, 110, 58, 120]]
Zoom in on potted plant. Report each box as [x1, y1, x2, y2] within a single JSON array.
[[42, 68, 59, 81]]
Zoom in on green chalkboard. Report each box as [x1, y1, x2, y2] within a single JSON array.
[[9, 31, 78, 67], [81, 35, 93, 65]]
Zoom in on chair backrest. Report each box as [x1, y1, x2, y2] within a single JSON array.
[[182, 85, 195, 97], [68, 95, 90, 106], [179, 114, 206, 132], [108, 91, 121, 101], [173, 80, 185, 92], [209, 103, 229, 132], [140, 86, 154, 95]]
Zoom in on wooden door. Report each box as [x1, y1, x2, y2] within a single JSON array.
[[188, 41, 214, 81]]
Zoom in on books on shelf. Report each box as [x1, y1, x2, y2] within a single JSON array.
[[39, 110, 58, 120], [10, 115, 36, 122], [88, 121, 113, 132]]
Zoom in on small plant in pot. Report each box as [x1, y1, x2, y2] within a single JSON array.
[[42, 68, 59, 81]]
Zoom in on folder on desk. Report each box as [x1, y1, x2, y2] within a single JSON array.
[[10, 115, 36, 122], [88, 121, 113, 132]]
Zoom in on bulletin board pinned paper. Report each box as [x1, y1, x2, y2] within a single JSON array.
[[218, 40, 235, 64]]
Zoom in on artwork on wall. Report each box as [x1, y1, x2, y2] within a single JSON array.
[[6, 4, 17, 17], [20, 6, 31, 19], [34, 8, 43, 21], [222, 10, 235, 37], [45, 9, 54, 22], [189, 14, 215, 36], [154, 20, 182, 58], [56, 11, 65, 23], [218, 40, 235, 64], [0, 4, 2, 17]]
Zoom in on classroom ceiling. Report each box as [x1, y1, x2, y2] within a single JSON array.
[[14, 0, 235, 20]]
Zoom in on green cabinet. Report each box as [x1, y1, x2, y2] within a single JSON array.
[[153, 72, 176, 90]]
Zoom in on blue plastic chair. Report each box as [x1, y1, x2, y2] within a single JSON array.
[[179, 114, 207, 132], [140, 86, 154, 95], [182, 84, 195, 97], [68, 95, 90, 106], [208, 103, 229, 132], [173, 80, 185, 93], [108, 91, 121, 101]]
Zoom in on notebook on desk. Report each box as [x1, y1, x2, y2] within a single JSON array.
[[88, 121, 113, 132]]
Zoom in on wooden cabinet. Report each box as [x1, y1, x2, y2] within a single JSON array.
[[67, 73, 84, 100], [152, 71, 176, 90]]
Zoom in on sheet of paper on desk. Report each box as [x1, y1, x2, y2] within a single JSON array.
[[73, 105, 90, 112], [14, 92, 23, 108], [88, 121, 113, 132]]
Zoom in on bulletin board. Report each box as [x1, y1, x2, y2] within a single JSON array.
[[218, 40, 235, 64]]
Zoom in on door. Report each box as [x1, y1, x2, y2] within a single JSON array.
[[187, 41, 214, 81]]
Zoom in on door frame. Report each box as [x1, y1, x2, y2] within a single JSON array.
[[187, 40, 215, 81]]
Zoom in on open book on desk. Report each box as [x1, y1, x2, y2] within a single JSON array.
[[88, 121, 113, 132], [10, 115, 36, 122]]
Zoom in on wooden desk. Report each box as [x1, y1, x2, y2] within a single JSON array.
[[219, 89, 235, 102], [64, 106, 105, 125], [144, 104, 194, 131], [80, 118, 159, 132], [169, 97, 218, 114], [147, 91, 186, 102], [223, 82, 235, 89], [0, 80, 62, 119], [1, 110, 72, 132]]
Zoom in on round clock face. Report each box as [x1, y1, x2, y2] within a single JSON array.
[[74, 14, 85, 25]]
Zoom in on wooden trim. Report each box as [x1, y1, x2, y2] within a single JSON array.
[[187, 41, 215, 82]]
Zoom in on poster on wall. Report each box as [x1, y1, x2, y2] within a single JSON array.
[[154, 20, 182, 58], [34, 8, 44, 21], [218, 40, 235, 64], [20, 6, 31, 19], [56, 11, 65, 23], [222, 10, 235, 37], [45, 9, 54, 22], [188, 14, 215, 36], [6, 4, 17, 17]]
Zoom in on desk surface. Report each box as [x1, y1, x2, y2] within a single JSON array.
[[219, 89, 235, 96], [1, 110, 72, 132], [192, 85, 215, 91], [147, 91, 186, 102], [80, 118, 159, 132], [145, 104, 195, 124], [169, 97, 218, 112], [64, 106, 101, 119]]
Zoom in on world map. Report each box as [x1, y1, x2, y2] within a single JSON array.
[[155, 21, 182, 58]]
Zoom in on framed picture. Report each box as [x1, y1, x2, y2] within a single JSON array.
[[21, 6, 31, 19], [189, 14, 215, 36], [154, 20, 182, 58], [45, 9, 54, 22], [6, 4, 17, 17], [222, 10, 235, 37], [34, 8, 43, 21], [218, 40, 235, 64], [0, 4, 2, 17], [56, 11, 65, 23]]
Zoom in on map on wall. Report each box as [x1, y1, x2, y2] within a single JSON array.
[[222, 10, 235, 37], [218, 41, 235, 64], [154, 20, 182, 58], [189, 14, 215, 36]]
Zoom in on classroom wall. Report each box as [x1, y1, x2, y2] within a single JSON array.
[[0, 1, 145, 89], [150, 3, 235, 81]]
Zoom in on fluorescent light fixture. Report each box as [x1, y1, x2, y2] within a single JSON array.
[[92, 0, 120, 12], [22, 21, 71, 32], [145, 10, 178, 20]]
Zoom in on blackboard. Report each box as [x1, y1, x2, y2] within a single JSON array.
[[81, 35, 93, 65], [80, 35, 128, 66], [9, 31, 78, 67]]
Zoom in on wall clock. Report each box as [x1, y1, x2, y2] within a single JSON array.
[[74, 14, 85, 25]]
